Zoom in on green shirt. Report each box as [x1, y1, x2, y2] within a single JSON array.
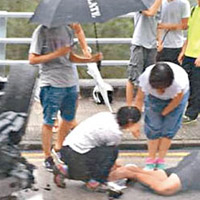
[[185, 6, 200, 58]]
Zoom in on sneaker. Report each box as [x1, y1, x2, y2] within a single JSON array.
[[52, 148, 64, 164], [53, 164, 68, 188], [43, 156, 55, 172], [155, 158, 165, 170], [143, 158, 156, 171], [182, 115, 197, 125]]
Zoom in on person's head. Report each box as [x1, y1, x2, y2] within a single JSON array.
[[149, 62, 174, 95], [116, 106, 141, 128]]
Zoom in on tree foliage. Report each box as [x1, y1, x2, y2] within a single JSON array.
[[0, 0, 197, 78]]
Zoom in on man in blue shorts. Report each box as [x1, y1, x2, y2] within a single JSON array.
[[29, 23, 102, 171]]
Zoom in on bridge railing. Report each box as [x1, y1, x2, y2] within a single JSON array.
[[0, 11, 134, 69]]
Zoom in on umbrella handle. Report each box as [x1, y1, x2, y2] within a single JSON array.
[[93, 23, 101, 71], [97, 61, 101, 71]]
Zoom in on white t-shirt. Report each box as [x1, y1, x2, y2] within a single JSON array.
[[160, 0, 190, 48], [139, 62, 189, 100], [131, 11, 161, 49], [62, 112, 123, 154], [29, 25, 79, 88]]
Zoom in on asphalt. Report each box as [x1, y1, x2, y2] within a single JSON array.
[[21, 79, 200, 150]]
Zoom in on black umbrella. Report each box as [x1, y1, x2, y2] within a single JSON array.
[[30, 0, 154, 27]]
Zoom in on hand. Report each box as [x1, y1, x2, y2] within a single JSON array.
[[158, 23, 171, 30], [161, 109, 167, 116], [54, 46, 72, 57], [157, 41, 163, 52], [108, 167, 128, 181], [90, 52, 103, 62], [128, 123, 141, 139], [178, 52, 184, 65], [83, 49, 92, 59], [110, 161, 122, 172], [195, 56, 200, 67]]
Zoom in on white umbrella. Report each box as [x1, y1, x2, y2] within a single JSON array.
[[87, 62, 113, 113]]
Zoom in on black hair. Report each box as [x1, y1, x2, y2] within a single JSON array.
[[149, 62, 174, 89], [116, 106, 141, 127]]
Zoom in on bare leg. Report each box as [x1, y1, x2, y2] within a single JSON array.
[[109, 165, 167, 182], [108, 166, 181, 196], [147, 139, 160, 159], [54, 119, 77, 150], [42, 124, 53, 158], [126, 80, 135, 106], [158, 137, 172, 159]]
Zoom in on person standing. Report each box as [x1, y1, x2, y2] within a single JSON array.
[[134, 62, 189, 170], [29, 23, 102, 171], [126, 0, 162, 106], [178, 0, 200, 124], [157, 0, 190, 65]]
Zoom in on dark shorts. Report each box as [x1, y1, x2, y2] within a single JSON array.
[[127, 45, 157, 85], [144, 92, 189, 139], [165, 151, 200, 191], [156, 48, 182, 65], [40, 86, 78, 126], [60, 146, 118, 183]]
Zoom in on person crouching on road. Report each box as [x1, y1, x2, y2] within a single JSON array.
[[53, 106, 141, 190]]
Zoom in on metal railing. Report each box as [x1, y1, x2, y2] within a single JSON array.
[[0, 11, 134, 67]]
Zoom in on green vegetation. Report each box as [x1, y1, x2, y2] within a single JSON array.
[[0, 0, 197, 78]]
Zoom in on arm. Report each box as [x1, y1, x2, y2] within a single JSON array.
[[178, 39, 188, 65], [194, 54, 200, 67], [136, 172, 181, 195], [158, 18, 189, 31], [126, 81, 134, 106], [69, 52, 102, 63], [142, 0, 162, 17], [133, 87, 145, 112], [161, 92, 184, 116], [70, 23, 91, 58], [29, 46, 72, 65], [157, 26, 164, 52]]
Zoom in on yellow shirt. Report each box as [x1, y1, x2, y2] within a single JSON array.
[[185, 6, 200, 58]]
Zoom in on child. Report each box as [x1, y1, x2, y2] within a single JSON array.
[[52, 106, 141, 190], [134, 62, 189, 170]]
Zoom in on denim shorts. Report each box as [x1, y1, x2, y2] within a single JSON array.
[[40, 85, 78, 126], [144, 92, 189, 139], [127, 45, 157, 85]]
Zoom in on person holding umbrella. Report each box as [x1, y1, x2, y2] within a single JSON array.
[[126, 0, 162, 106], [29, 23, 102, 171]]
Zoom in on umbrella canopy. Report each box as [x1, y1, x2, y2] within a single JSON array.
[[30, 0, 154, 27]]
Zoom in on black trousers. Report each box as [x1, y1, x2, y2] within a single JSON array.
[[60, 145, 118, 183], [182, 56, 200, 119], [156, 48, 182, 65]]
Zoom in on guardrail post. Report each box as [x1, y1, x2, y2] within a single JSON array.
[[0, 11, 7, 77]]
